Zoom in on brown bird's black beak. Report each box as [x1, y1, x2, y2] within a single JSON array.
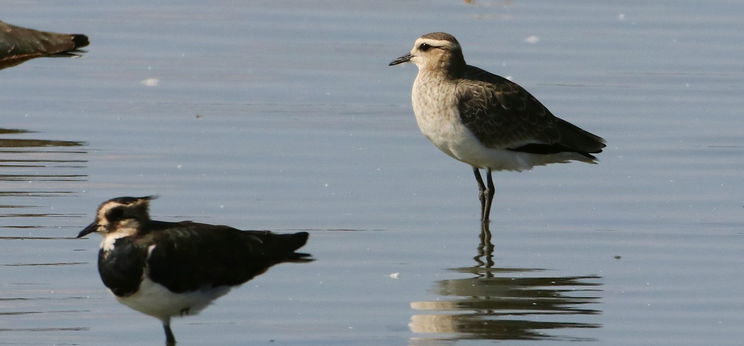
[[77, 222, 98, 238], [389, 53, 413, 66]]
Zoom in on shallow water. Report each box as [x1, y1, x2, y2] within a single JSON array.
[[2, 1, 744, 345]]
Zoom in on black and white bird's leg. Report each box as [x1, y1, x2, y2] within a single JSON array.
[[162, 318, 176, 345]]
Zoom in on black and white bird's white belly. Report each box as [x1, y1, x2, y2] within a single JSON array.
[[412, 75, 539, 171], [117, 276, 231, 322]]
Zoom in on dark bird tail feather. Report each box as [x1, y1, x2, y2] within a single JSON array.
[[254, 231, 313, 263], [287, 252, 314, 262], [555, 118, 606, 154], [283, 231, 313, 262], [71, 34, 90, 49]]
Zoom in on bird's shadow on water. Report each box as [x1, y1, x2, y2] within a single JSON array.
[[409, 224, 603, 343], [0, 128, 88, 236]]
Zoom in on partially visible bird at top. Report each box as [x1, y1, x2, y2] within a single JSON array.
[[0, 20, 89, 69]]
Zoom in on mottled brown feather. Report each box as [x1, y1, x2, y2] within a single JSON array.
[[455, 65, 605, 154]]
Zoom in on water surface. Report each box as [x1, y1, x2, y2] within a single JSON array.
[[2, 1, 744, 345]]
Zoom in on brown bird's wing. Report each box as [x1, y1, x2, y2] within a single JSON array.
[[455, 65, 605, 156]]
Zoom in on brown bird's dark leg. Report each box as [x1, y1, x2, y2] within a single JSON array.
[[473, 167, 487, 221], [483, 169, 495, 223], [163, 319, 176, 345]]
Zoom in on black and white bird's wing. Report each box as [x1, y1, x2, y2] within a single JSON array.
[[456, 66, 605, 157], [143, 222, 309, 293]]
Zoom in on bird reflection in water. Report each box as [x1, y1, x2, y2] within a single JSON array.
[[0, 128, 87, 184], [0, 128, 87, 237], [409, 224, 602, 342]]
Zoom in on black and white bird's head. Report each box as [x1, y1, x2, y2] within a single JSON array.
[[389, 32, 466, 75], [77, 196, 156, 238]]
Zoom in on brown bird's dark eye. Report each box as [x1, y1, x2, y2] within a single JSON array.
[[419, 43, 431, 51]]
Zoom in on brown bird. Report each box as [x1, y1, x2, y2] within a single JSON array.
[[390, 32, 605, 222]]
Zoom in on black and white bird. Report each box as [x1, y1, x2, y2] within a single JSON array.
[[389, 32, 605, 223], [77, 196, 312, 345]]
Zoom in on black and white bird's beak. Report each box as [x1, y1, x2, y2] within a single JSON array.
[[389, 53, 413, 66], [77, 222, 99, 238]]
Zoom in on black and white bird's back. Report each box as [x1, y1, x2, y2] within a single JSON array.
[[136, 222, 309, 293]]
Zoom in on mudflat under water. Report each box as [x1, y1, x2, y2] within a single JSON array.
[[2, 1, 743, 345]]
